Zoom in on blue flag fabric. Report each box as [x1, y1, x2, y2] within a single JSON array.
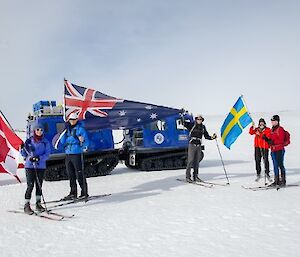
[[221, 96, 253, 149], [64, 80, 181, 130]]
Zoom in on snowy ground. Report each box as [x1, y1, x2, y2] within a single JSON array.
[[1, 111, 300, 257]]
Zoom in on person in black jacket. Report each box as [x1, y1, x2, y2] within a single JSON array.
[[183, 114, 217, 182]]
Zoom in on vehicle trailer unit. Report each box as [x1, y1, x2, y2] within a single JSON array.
[[119, 114, 204, 171]]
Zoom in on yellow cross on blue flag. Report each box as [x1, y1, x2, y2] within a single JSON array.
[[221, 96, 253, 149]]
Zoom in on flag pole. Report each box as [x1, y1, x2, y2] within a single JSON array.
[[240, 95, 254, 122], [0, 110, 15, 132]]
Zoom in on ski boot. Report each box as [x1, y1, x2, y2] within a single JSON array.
[[280, 172, 286, 187], [186, 177, 193, 183], [268, 175, 279, 187], [24, 203, 34, 215], [266, 173, 272, 182], [36, 201, 46, 212], [79, 192, 89, 199], [61, 193, 77, 201], [255, 175, 261, 182], [194, 176, 203, 183]]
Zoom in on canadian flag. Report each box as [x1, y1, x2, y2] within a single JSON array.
[[0, 111, 23, 183]]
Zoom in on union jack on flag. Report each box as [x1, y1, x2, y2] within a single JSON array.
[[64, 79, 123, 120], [64, 79, 182, 130]]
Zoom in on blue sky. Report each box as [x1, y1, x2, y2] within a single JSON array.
[[1, 0, 300, 128]]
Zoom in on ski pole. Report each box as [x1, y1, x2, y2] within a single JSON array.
[[80, 152, 88, 202], [215, 138, 230, 185], [23, 146, 48, 211], [33, 161, 49, 212], [259, 147, 267, 185]]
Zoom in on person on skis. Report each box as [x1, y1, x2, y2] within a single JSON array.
[[249, 118, 271, 182], [262, 115, 288, 186], [21, 124, 51, 214], [57, 113, 90, 200], [183, 114, 217, 183]]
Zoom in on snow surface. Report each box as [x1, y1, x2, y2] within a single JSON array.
[[1, 111, 300, 257]]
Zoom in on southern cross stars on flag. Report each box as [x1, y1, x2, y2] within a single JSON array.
[[64, 79, 181, 130]]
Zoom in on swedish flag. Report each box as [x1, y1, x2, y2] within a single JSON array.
[[221, 96, 253, 149]]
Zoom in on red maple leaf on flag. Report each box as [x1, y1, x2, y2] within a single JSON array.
[[0, 111, 23, 183], [0, 135, 10, 163]]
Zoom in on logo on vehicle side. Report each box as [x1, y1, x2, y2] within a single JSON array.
[[154, 133, 164, 144]]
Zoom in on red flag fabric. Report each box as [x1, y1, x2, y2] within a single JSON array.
[[0, 111, 23, 183]]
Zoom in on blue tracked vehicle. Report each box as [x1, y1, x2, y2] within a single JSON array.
[[26, 101, 119, 181]]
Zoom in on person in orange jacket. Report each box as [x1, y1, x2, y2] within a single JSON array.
[[249, 118, 271, 182]]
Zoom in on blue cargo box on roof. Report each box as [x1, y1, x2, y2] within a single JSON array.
[[33, 101, 56, 112]]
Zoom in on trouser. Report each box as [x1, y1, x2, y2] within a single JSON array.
[[25, 169, 45, 200], [65, 154, 88, 196], [271, 150, 286, 184], [186, 143, 203, 179], [254, 147, 270, 176]]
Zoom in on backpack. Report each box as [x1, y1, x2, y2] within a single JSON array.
[[276, 126, 290, 147], [283, 129, 290, 146]]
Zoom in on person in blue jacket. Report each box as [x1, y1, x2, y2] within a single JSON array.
[[58, 113, 90, 200], [21, 123, 51, 214]]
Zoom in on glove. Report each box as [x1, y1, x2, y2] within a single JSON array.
[[212, 133, 217, 139], [262, 135, 273, 145], [29, 156, 40, 162], [82, 147, 88, 152]]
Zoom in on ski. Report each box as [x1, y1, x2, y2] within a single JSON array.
[[8, 210, 64, 221], [242, 184, 299, 191], [47, 193, 112, 209], [45, 210, 75, 219], [45, 193, 111, 204], [275, 184, 299, 190], [176, 178, 213, 188], [242, 185, 278, 191], [200, 181, 229, 187]]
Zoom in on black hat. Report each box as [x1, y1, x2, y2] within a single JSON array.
[[271, 115, 280, 122], [259, 118, 266, 124]]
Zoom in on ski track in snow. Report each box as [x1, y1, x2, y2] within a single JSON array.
[[1, 111, 300, 257]]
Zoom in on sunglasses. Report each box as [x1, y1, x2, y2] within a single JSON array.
[[35, 128, 43, 132]]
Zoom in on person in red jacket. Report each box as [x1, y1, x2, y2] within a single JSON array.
[[263, 115, 286, 186], [249, 118, 271, 182]]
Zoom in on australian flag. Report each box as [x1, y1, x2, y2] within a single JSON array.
[[64, 79, 182, 130]]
